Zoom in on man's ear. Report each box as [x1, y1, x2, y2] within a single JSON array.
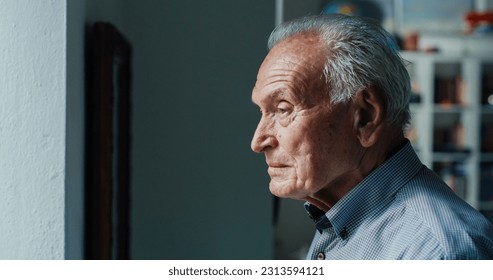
[[352, 86, 385, 148]]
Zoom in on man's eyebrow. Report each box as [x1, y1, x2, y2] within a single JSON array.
[[251, 88, 298, 105]]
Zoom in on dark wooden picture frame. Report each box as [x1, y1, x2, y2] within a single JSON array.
[[85, 22, 132, 259]]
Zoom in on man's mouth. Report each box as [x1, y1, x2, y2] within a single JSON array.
[[267, 163, 289, 168]]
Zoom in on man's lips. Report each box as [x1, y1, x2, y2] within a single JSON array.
[[267, 162, 289, 168], [267, 164, 289, 177], [267, 163, 289, 173]]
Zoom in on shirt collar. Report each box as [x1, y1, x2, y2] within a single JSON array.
[[304, 203, 331, 233], [305, 140, 423, 239]]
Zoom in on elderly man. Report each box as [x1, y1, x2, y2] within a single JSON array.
[[250, 14, 493, 260]]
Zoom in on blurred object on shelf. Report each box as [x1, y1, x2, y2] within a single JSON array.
[[404, 31, 419, 51], [320, 0, 384, 20], [321, 1, 358, 15], [422, 46, 439, 53], [465, 11, 493, 34], [403, 31, 439, 52], [435, 76, 467, 106]]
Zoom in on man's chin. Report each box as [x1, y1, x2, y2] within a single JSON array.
[[269, 180, 306, 200]]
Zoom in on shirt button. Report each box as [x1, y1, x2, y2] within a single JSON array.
[[317, 252, 325, 260], [340, 227, 348, 239]]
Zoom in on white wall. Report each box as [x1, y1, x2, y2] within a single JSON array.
[[0, 0, 67, 259]]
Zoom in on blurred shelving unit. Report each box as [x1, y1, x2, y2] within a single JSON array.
[[402, 47, 493, 219]]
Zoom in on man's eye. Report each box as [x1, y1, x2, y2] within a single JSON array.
[[277, 107, 287, 114], [276, 101, 292, 116]]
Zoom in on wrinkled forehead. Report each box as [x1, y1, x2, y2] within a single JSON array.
[[254, 33, 328, 100]]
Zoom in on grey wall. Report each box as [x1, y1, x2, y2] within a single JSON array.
[[66, 0, 87, 260], [86, 0, 125, 31], [281, 0, 321, 22], [123, 0, 275, 259], [65, 0, 128, 260]]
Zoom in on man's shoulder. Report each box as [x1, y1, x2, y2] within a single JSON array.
[[392, 167, 493, 259]]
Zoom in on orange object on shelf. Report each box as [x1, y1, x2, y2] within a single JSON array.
[[465, 11, 493, 31]]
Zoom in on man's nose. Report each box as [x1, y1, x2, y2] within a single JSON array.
[[251, 120, 277, 153]]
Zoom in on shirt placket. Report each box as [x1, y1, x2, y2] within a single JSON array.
[[310, 227, 339, 260]]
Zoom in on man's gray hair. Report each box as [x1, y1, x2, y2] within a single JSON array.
[[268, 14, 411, 129]]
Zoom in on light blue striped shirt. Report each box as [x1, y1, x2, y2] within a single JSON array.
[[306, 141, 493, 260]]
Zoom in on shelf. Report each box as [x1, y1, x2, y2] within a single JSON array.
[[403, 51, 493, 211], [400, 51, 464, 62], [434, 105, 471, 113], [432, 152, 471, 162]]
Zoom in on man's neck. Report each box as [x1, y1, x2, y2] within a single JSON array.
[[304, 133, 407, 212]]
